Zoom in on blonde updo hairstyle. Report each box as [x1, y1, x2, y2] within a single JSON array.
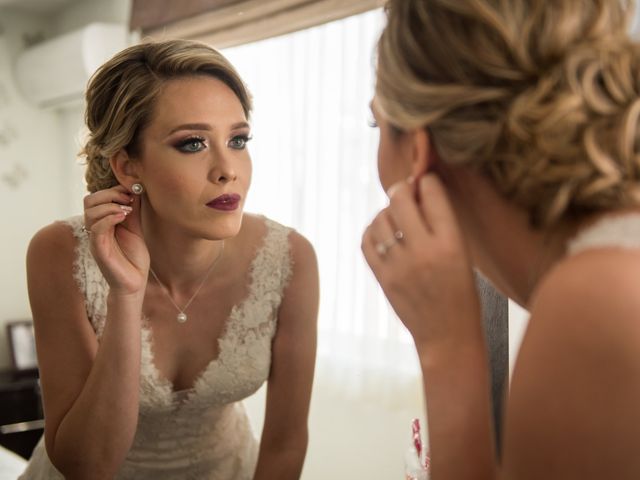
[[82, 39, 252, 193], [377, 0, 640, 227]]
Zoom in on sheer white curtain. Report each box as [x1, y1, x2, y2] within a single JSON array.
[[222, 9, 422, 405]]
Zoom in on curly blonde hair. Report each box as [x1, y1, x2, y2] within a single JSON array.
[[81, 39, 252, 193], [376, 0, 640, 227]]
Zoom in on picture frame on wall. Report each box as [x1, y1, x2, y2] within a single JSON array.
[[6, 320, 37, 372]]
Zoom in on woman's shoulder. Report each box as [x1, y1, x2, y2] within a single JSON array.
[[241, 213, 315, 257], [505, 248, 640, 477], [239, 214, 317, 291], [520, 247, 640, 380], [26, 221, 82, 306], [531, 247, 640, 327], [27, 218, 80, 265]]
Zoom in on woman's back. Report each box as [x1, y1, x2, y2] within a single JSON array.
[[504, 212, 640, 479]]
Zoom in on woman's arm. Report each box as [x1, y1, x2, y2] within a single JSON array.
[[27, 222, 144, 479], [28, 187, 148, 479], [363, 175, 497, 479], [253, 232, 319, 480]]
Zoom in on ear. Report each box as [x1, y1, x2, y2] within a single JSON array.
[[109, 149, 141, 190], [409, 127, 435, 179]]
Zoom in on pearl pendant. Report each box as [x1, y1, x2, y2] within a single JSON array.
[[177, 312, 188, 323]]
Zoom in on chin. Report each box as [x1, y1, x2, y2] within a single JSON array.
[[203, 213, 244, 240]]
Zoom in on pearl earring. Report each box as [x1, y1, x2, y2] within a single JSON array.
[[131, 183, 144, 195]]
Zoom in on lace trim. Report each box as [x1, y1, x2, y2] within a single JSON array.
[[63, 216, 109, 336], [64, 215, 294, 409], [568, 214, 640, 255]]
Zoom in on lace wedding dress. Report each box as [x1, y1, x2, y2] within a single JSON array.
[[20, 215, 293, 480]]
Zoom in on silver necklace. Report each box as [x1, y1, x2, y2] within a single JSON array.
[[149, 241, 225, 323]]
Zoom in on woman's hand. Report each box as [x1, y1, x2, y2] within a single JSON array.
[[362, 174, 482, 352], [83, 185, 149, 296]]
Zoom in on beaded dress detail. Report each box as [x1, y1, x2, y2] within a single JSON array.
[[20, 215, 293, 480]]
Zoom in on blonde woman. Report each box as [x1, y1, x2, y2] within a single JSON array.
[[363, 0, 640, 478], [21, 40, 318, 479]]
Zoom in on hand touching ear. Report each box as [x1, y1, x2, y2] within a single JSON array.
[[83, 184, 149, 296], [362, 174, 482, 352]]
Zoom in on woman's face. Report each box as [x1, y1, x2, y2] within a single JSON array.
[[135, 75, 252, 239], [371, 97, 413, 194]]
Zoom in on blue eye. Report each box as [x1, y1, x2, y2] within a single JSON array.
[[176, 136, 206, 153], [228, 135, 252, 150]]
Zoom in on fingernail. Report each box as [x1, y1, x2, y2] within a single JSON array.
[[120, 205, 133, 213], [386, 184, 399, 198]]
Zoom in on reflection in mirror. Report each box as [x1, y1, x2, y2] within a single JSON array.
[[222, 9, 508, 478]]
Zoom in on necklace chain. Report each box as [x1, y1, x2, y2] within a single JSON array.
[[149, 241, 225, 323]]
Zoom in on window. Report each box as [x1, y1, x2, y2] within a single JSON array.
[[222, 9, 420, 387]]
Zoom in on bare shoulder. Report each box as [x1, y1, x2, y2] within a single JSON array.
[[287, 229, 316, 268], [241, 213, 317, 265], [503, 248, 640, 479], [529, 247, 640, 339], [27, 220, 84, 327], [27, 221, 77, 280]]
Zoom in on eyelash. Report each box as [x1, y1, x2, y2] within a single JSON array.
[[176, 136, 207, 153], [228, 134, 253, 150], [175, 134, 253, 153]]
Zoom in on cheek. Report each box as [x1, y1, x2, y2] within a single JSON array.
[[377, 136, 400, 193], [158, 174, 190, 196], [376, 132, 412, 193], [244, 158, 252, 190]]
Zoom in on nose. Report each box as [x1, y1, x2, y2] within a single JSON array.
[[209, 151, 237, 184]]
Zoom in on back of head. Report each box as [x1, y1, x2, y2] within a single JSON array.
[[377, 0, 640, 227], [82, 39, 252, 193]]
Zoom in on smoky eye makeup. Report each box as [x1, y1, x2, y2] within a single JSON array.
[[227, 132, 253, 150], [174, 135, 207, 153]]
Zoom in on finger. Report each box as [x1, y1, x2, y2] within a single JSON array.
[[85, 203, 133, 231], [89, 211, 128, 237], [83, 185, 133, 210], [361, 224, 384, 275], [418, 174, 460, 238], [369, 208, 406, 257], [119, 193, 143, 237], [386, 179, 433, 245]]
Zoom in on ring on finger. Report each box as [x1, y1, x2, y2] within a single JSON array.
[[375, 230, 405, 256]]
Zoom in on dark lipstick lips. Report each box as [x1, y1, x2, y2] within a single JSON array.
[[206, 193, 241, 211]]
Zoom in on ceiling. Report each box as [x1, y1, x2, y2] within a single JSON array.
[[0, 0, 76, 15]]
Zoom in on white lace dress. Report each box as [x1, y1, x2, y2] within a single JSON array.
[[20, 215, 293, 480]]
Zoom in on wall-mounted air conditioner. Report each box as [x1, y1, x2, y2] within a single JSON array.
[[14, 23, 128, 109]]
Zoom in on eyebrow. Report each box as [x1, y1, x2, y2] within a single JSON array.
[[168, 121, 250, 135]]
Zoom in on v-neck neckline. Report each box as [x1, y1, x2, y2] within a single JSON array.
[[140, 218, 273, 403]]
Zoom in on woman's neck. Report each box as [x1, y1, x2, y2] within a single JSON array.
[[445, 167, 578, 308], [140, 209, 226, 294]]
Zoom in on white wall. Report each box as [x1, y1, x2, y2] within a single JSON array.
[[0, 10, 67, 368], [0, 0, 131, 368], [51, 0, 132, 215]]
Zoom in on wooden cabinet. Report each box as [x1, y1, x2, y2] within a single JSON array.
[[0, 369, 44, 459]]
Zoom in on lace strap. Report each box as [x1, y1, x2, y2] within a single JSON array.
[[249, 217, 294, 299], [62, 215, 109, 336], [568, 214, 640, 256]]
